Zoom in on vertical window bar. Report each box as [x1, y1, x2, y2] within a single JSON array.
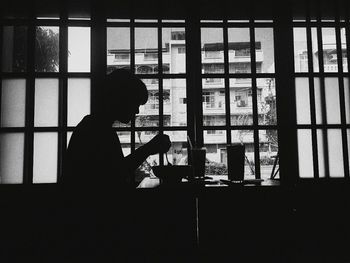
[[250, 19, 260, 179], [58, 5, 68, 183], [223, 19, 231, 145], [158, 19, 164, 165], [0, 24, 3, 126], [130, 18, 136, 152], [316, 8, 330, 178], [306, 2, 319, 178], [335, 3, 349, 177], [23, 15, 35, 184]]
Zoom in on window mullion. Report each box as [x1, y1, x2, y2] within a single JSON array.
[[130, 18, 136, 152], [158, 19, 164, 165], [223, 19, 231, 145]]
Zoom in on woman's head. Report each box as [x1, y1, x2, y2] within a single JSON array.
[[104, 69, 148, 123]]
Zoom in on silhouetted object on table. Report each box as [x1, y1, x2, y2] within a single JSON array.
[[64, 69, 171, 189]]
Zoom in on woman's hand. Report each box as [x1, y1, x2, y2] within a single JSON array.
[[145, 134, 171, 155]]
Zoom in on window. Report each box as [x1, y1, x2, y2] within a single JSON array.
[[293, 17, 350, 178]]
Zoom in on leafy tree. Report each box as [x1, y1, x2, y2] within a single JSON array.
[[35, 27, 59, 72]]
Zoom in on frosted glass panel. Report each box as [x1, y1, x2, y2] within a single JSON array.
[[295, 78, 311, 124], [328, 129, 344, 177], [0, 133, 24, 184], [33, 133, 58, 183], [68, 27, 91, 72], [67, 78, 91, 126], [325, 78, 341, 124], [314, 78, 323, 124], [311, 28, 319, 72], [1, 79, 26, 127], [344, 78, 350, 124], [34, 79, 59, 126], [297, 130, 313, 178], [317, 130, 325, 178], [255, 28, 275, 73]]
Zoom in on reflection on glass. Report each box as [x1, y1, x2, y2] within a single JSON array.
[[2, 26, 27, 72], [259, 130, 278, 179], [322, 28, 337, 73], [293, 28, 308, 72], [311, 28, 319, 72], [230, 78, 253, 125], [201, 28, 224, 73], [297, 129, 314, 178], [117, 131, 131, 156], [1, 79, 26, 127], [135, 28, 158, 74], [136, 79, 159, 127], [325, 78, 341, 124], [344, 78, 350, 124], [162, 28, 185, 73], [67, 78, 91, 126], [68, 27, 91, 72], [35, 27, 59, 72], [202, 78, 225, 126], [317, 129, 325, 177], [314, 78, 323, 124], [255, 28, 275, 73], [163, 131, 188, 165], [0, 133, 24, 184], [163, 79, 186, 127], [203, 130, 227, 176], [295, 78, 311, 124], [231, 130, 255, 178], [34, 79, 59, 127], [341, 28, 348, 72], [107, 27, 130, 74], [328, 129, 344, 177], [228, 28, 251, 73], [33, 133, 58, 183], [257, 78, 277, 125]]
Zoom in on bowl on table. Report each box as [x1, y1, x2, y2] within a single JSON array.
[[152, 165, 193, 185]]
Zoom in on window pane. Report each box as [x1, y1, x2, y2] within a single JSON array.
[[230, 78, 253, 125], [67, 78, 91, 126], [202, 78, 225, 126], [1, 79, 26, 127], [203, 130, 227, 176], [107, 27, 130, 74], [322, 28, 337, 72], [314, 77, 323, 124], [258, 78, 277, 125], [135, 131, 160, 167], [231, 130, 255, 179], [35, 27, 59, 72], [255, 28, 275, 73], [328, 129, 344, 177], [325, 78, 341, 124], [344, 78, 350, 124], [135, 28, 158, 74], [117, 131, 131, 156], [295, 78, 311, 124], [317, 129, 326, 178], [0, 133, 24, 184], [33, 133, 58, 183], [162, 28, 186, 73], [201, 28, 224, 73], [163, 79, 187, 127], [68, 27, 90, 72], [259, 130, 278, 179], [297, 129, 314, 178], [293, 28, 308, 72], [311, 28, 319, 72], [163, 131, 188, 165], [34, 79, 59, 127], [2, 26, 27, 72], [228, 28, 251, 73], [67, 131, 73, 148], [136, 79, 159, 127], [341, 28, 348, 72]]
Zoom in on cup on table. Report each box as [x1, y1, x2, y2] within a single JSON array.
[[227, 144, 245, 182], [189, 148, 206, 179]]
